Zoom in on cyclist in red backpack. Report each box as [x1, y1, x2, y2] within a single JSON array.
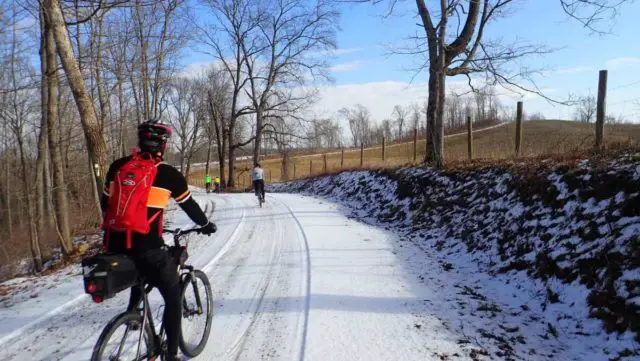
[[101, 119, 216, 361]]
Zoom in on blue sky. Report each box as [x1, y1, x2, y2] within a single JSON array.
[[185, 0, 640, 122]]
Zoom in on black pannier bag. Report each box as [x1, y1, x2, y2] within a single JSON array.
[[82, 254, 139, 302]]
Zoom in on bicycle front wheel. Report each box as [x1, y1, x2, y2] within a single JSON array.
[[180, 269, 214, 357], [91, 312, 154, 361]]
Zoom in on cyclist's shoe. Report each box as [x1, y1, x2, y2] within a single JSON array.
[[168, 355, 182, 361]]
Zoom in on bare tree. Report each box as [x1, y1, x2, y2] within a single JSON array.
[[167, 77, 202, 178], [44, 9, 73, 255], [306, 118, 342, 148], [560, 0, 633, 32], [380, 118, 393, 141], [412, 1, 556, 167], [574, 95, 597, 123], [410, 102, 422, 137], [340, 104, 372, 147], [131, 0, 190, 121], [0, 6, 43, 271], [46, 0, 108, 210], [199, 0, 258, 187], [527, 111, 546, 121], [206, 68, 231, 186], [355, 1, 560, 166], [241, 0, 337, 164], [391, 104, 406, 140], [36, 7, 53, 241]]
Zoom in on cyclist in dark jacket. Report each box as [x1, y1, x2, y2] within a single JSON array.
[[101, 119, 216, 361]]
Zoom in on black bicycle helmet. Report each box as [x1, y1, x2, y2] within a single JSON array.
[[138, 119, 172, 154]]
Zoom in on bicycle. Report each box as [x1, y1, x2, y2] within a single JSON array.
[[89, 227, 214, 361], [257, 192, 264, 208]]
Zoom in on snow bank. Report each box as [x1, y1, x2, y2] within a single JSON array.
[[270, 155, 640, 360]]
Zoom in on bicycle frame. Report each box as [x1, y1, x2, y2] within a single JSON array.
[[129, 231, 206, 360]]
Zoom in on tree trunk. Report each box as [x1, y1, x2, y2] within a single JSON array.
[[434, 68, 446, 167], [17, 137, 43, 272], [433, 0, 447, 168], [130, 67, 142, 124], [209, 92, 226, 186], [118, 78, 126, 157], [418, 0, 446, 167], [425, 69, 439, 164], [45, 20, 74, 255], [205, 141, 212, 176], [227, 128, 236, 188], [253, 109, 263, 165], [94, 16, 109, 132], [87, 149, 103, 226], [47, 0, 108, 197], [37, 9, 52, 243], [3, 123, 13, 237], [135, 0, 151, 120]]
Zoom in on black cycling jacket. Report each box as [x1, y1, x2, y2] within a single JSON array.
[[101, 155, 208, 253]]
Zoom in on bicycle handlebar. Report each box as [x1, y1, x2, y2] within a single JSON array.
[[163, 227, 207, 246]]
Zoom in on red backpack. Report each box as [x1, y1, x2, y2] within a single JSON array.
[[103, 151, 160, 249]]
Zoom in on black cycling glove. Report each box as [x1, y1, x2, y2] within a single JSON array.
[[199, 222, 217, 235]]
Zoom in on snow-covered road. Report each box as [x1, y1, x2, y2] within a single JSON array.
[[0, 192, 447, 361]]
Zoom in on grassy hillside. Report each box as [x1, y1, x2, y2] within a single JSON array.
[[190, 120, 640, 187]]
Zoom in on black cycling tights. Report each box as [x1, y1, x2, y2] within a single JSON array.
[[127, 249, 182, 356]]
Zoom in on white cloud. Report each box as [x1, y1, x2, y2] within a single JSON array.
[[329, 60, 364, 73], [180, 60, 221, 78], [328, 47, 364, 56], [309, 80, 566, 125], [311, 81, 430, 122], [555, 66, 593, 74], [606, 57, 640, 70]]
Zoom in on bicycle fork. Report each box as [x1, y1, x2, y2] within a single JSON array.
[[182, 269, 204, 316], [136, 296, 148, 360]]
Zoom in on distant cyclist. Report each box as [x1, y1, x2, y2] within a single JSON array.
[[251, 163, 265, 202], [204, 174, 212, 193], [214, 176, 221, 194]]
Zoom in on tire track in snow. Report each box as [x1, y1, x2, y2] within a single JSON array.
[[272, 195, 312, 361], [208, 200, 283, 360]]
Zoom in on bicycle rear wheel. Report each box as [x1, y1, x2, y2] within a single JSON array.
[[91, 312, 154, 361], [179, 270, 213, 357]]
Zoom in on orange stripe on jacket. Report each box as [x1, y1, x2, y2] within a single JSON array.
[[174, 190, 190, 202], [147, 187, 171, 209]]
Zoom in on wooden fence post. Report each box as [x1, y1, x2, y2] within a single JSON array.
[[341, 148, 344, 168], [309, 159, 313, 176], [294, 163, 296, 179], [516, 101, 523, 156], [281, 156, 286, 180], [382, 136, 386, 161], [360, 143, 364, 167], [413, 128, 417, 163], [323, 154, 327, 172], [596, 69, 608, 148], [467, 115, 473, 160]]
